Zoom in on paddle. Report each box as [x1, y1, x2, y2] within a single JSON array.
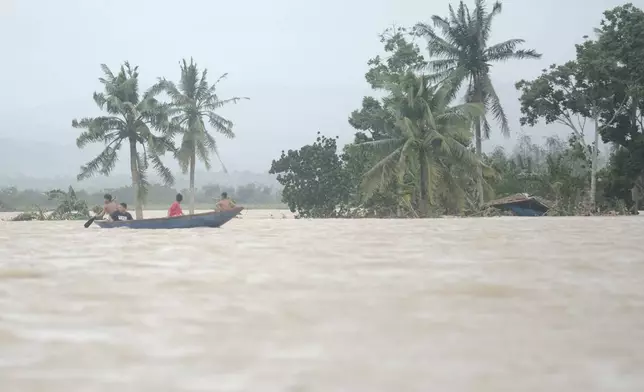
[[84, 215, 98, 228]]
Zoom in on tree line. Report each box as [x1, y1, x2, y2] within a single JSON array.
[[0, 183, 282, 213], [269, 2, 644, 218], [73, 58, 248, 219]]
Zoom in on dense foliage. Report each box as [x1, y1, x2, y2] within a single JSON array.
[[269, 2, 644, 217], [269, 133, 351, 218]]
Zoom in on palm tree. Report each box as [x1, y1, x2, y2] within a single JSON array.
[[73, 62, 176, 219], [156, 58, 248, 214], [413, 0, 541, 204], [358, 72, 489, 216]]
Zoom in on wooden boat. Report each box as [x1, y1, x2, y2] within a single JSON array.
[[94, 207, 243, 229], [484, 194, 550, 216]]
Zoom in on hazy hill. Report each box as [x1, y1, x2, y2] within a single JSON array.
[[0, 138, 279, 190]]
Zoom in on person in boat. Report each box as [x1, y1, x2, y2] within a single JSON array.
[[99, 193, 119, 220], [110, 202, 133, 221], [215, 192, 235, 211], [168, 193, 184, 217]]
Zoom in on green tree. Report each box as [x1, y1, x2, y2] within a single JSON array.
[[575, 43, 631, 207], [515, 62, 604, 206], [516, 62, 592, 144], [349, 27, 426, 142], [73, 62, 176, 219], [600, 146, 643, 210], [363, 27, 427, 90], [156, 58, 248, 214], [358, 73, 487, 216], [269, 133, 351, 218], [579, 4, 644, 211], [346, 28, 430, 216], [413, 0, 541, 204]]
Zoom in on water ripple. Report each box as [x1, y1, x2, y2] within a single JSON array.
[[0, 210, 643, 391]]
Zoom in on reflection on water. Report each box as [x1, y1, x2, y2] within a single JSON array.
[[1, 211, 644, 391]]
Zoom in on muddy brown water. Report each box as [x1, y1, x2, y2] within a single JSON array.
[[1, 210, 643, 391]]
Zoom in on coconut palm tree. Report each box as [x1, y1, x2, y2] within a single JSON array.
[[73, 62, 176, 219], [358, 72, 489, 216], [413, 0, 541, 204], [156, 58, 248, 214]]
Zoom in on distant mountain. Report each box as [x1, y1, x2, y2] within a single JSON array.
[[0, 138, 279, 190]]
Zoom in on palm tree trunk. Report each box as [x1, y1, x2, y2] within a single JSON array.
[[129, 139, 143, 219], [474, 116, 484, 206], [419, 150, 429, 217], [189, 149, 196, 215], [590, 117, 599, 209]]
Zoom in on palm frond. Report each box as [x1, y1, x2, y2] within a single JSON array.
[[203, 96, 249, 111], [206, 111, 235, 138], [361, 147, 404, 199], [443, 101, 485, 120], [485, 38, 525, 56], [487, 48, 541, 62], [92, 92, 108, 109], [431, 16, 452, 37], [203, 131, 229, 173], [482, 74, 510, 136], [413, 22, 461, 60], [73, 116, 125, 148], [77, 139, 122, 180], [195, 138, 212, 170], [482, 116, 492, 139], [175, 138, 194, 173], [211, 72, 229, 87], [482, 1, 503, 42], [149, 152, 174, 186], [357, 136, 407, 155], [99, 64, 116, 84], [437, 65, 469, 103], [427, 59, 458, 74]]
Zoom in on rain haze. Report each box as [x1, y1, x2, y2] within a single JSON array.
[[0, 0, 628, 183]]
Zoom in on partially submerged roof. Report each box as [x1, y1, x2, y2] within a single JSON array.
[[484, 193, 551, 215]]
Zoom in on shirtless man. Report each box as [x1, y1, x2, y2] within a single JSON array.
[[100, 193, 119, 220], [215, 192, 235, 211]]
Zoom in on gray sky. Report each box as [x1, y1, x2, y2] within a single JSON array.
[[0, 0, 629, 177]]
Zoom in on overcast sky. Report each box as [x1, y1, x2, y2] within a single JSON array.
[[0, 0, 629, 176]]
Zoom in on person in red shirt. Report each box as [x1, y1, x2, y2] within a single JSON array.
[[168, 193, 184, 217]]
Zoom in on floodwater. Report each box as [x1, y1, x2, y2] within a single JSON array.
[[1, 210, 643, 392]]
